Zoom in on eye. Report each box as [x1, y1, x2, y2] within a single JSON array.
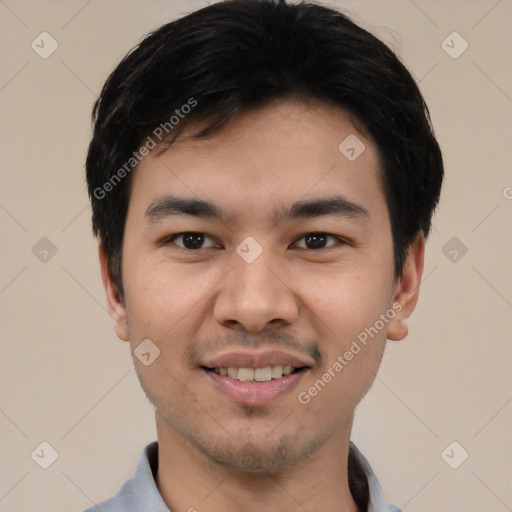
[[293, 232, 346, 250], [162, 232, 218, 250]]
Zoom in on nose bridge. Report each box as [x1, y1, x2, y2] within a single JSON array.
[[235, 244, 276, 295], [213, 239, 298, 332]]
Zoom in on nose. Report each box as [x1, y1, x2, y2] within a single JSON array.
[[213, 246, 299, 333]]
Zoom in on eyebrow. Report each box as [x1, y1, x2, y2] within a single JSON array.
[[144, 194, 370, 225]]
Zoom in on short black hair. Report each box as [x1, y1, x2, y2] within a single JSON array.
[[86, 0, 444, 303]]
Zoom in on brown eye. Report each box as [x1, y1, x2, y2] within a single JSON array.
[[294, 232, 344, 250], [164, 232, 217, 250]]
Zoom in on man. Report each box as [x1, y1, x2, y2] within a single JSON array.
[[84, 0, 444, 510]]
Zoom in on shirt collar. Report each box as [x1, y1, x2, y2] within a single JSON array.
[[84, 441, 401, 512], [349, 442, 403, 512]]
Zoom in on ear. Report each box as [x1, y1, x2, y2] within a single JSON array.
[[386, 231, 425, 341], [98, 242, 130, 342]]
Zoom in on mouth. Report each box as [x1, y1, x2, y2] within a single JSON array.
[[201, 365, 311, 405], [200, 349, 314, 405]]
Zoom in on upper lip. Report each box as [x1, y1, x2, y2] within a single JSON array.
[[202, 349, 314, 369]]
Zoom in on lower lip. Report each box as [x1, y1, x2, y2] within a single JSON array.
[[203, 368, 309, 406]]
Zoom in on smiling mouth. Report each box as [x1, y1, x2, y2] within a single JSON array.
[[202, 365, 308, 382]]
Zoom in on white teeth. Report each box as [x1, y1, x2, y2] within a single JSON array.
[[212, 365, 299, 381], [254, 367, 272, 381], [237, 368, 254, 381], [271, 365, 283, 378]]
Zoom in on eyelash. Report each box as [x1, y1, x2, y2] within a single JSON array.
[[160, 231, 348, 252]]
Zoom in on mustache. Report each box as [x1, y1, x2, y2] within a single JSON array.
[[186, 330, 323, 366]]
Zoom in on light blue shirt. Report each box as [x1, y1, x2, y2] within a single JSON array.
[[83, 441, 402, 512]]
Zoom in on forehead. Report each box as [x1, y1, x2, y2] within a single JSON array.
[[126, 97, 386, 228]]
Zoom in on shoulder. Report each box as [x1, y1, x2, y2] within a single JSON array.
[[81, 442, 169, 512]]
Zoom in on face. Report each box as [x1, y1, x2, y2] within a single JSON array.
[[101, 96, 423, 472]]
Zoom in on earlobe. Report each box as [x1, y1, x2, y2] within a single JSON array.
[[98, 242, 130, 342], [386, 232, 425, 342]]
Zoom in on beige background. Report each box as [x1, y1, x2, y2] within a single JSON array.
[[0, 0, 511, 511]]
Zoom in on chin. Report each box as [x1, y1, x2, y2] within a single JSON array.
[[192, 430, 327, 474]]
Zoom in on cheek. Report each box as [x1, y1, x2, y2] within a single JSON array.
[[298, 268, 391, 396], [299, 275, 388, 405], [123, 256, 218, 342], [299, 268, 390, 337]]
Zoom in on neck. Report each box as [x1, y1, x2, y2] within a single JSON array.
[[154, 412, 360, 512]]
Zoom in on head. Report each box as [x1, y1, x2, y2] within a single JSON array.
[[86, 0, 443, 474]]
